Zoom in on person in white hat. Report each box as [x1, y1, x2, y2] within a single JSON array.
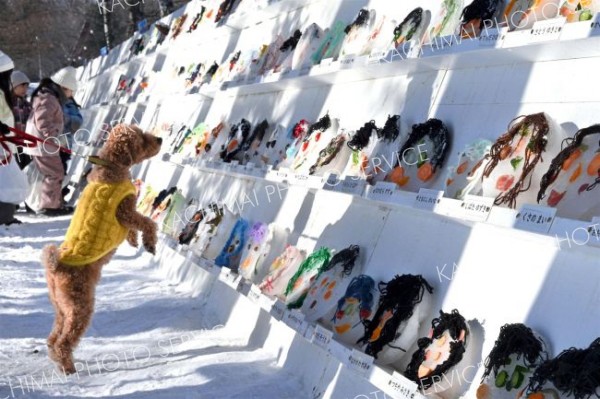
[[10, 70, 32, 169], [54, 66, 83, 200], [24, 67, 76, 216], [0, 50, 30, 225]]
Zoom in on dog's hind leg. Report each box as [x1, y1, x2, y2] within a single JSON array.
[[42, 245, 64, 361], [52, 260, 105, 374]]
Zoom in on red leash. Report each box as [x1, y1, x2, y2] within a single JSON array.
[[0, 126, 72, 166]]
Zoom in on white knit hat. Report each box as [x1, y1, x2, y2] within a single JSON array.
[[51, 66, 78, 91], [0, 50, 14, 73], [11, 70, 30, 87]]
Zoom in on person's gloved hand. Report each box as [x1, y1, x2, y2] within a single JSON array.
[[0, 121, 10, 136]]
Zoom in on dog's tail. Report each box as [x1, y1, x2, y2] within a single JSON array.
[[42, 244, 60, 272]]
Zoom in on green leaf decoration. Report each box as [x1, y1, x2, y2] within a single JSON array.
[[510, 156, 523, 170]]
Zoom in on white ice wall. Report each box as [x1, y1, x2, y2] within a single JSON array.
[[72, 0, 600, 397]]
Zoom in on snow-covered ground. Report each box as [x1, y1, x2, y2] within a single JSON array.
[[0, 215, 307, 398]]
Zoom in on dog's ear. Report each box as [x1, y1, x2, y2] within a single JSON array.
[[102, 124, 139, 166]]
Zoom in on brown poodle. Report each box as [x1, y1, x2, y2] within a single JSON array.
[[41, 124, 162, 374]]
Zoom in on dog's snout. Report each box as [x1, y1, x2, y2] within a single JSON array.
[[157, 137, 163, 145]]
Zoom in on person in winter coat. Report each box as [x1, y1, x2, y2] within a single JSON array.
[[0, 51, 29, 225], [24, 67, 76, 216], [60, 96, 83, 174], [59, 94, 83, 201], [11, 70, 32, 169]]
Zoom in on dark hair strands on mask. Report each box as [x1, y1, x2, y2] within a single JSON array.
[[483, 113, 549, 208], [345, 9, 370, 34], [188, 6, 206, 33], [527, 338, 600, 399], [347, 120, 379, 151], [308, 114, 331, 136], [461, 0, 503, 30], [241, 119, 269, 152], [206, 62, 219, 77], [538, 124, 600, 202], [358, 274, 433, 359], [280, 30, 303, 52], [379, 115, 401, 142], [405, 309, 468, 390], [394, 7, 423, 41], [481, 323, 547, 383], [397, 119, 451, 172], [321, 245, 360, 275], [216, 0, 236, 23]]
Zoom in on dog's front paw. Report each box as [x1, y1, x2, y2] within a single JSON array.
[[144, 242, 156, 255], [142, 223, 157, 255], [127, 230, 139, 248]]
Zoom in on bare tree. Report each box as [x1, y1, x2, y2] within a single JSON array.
[[128, 3, 145, 36], [99, 0, 114, 50]]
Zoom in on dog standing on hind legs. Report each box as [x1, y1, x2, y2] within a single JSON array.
[[42, 124, 162, 374]]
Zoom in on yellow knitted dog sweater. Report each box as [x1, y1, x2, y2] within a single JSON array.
[[59, 180, 136, 266]]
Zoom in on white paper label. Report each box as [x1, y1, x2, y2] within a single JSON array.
[[346, 348, 374, 377], [319, 57, 334, 68], [515, 204, 557, 234], [479, 27, 506, 48], [339, 55, 357, 69], [367, 182, 397, 201], [276, 168, 290, 180], [459, 195, 494, 222], [424, 35, 459, 55], [414, 188, 444, 211], [386, 371, 419, 399], [284, 309, 307, 335], [311, 325, 333, 350], [529, 18, 566, 44], [368, 49, 388, 64], [218, 268, 242, 290], [270, 299, 286, 320], [247, 284, 262, 304], [292, 173, 310, 185], [334, 176, 367, 195]]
